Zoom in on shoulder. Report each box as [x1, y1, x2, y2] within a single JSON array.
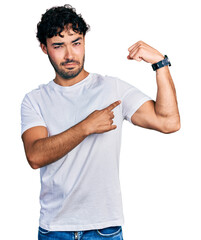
[[93, 73, 123, 85], [92, 73, 138, 95], [100, 73, 135, 88], [21, 82, 50, 105]]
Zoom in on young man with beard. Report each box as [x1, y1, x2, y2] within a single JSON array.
[[21, 4, 180, 240]]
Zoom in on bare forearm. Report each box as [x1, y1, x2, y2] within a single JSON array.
[[155, 66, 180, 119], [127, 40, 180, 133], [30, 120, 88, 169], [27, 100, 121, 169]]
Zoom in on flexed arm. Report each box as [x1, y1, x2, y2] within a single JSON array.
[[127, 41, 180, 133]]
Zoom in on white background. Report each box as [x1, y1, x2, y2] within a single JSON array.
[[0, 0, 200, 239]]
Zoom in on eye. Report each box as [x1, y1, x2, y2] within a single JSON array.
[[73, 42, 81, 46], [53, 45, 63, 49]]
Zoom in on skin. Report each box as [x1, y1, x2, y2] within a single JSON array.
[[127, 41, 180, 133], [22, 28, 180, 169], [40, 26, 89, 86]]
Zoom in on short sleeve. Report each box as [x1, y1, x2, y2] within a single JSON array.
[[117, 78, 152, 123], [21, 94, 47, 136]]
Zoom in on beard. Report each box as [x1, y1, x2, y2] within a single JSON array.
[[47, 54, 85, 80]]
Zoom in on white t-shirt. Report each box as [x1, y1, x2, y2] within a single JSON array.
[[21, 73, 152, 231]]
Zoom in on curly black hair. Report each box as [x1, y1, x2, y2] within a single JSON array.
[[36, 4, 90, 46]]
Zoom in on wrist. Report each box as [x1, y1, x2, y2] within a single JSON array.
[[156, 65, 169, 75], [151, 54, 164, 64], [152, 55, 171, 71], [79, 119, 91, 137]]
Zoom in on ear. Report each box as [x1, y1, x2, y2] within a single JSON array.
[[40, 43, 48, 54]]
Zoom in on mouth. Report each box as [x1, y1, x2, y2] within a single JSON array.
[[62, 60, 79, 65], [62, 62, 79, 70], [64, 63, 76, 66]]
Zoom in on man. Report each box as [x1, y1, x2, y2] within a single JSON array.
[[21, 4, 180, 240]]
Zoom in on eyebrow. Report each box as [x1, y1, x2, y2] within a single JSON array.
[[71, 37, 82, 43], [51, 37, 82, 46], [52, 42, 64, 46]]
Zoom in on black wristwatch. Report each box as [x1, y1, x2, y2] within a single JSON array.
[[152, 55, 171, 71]]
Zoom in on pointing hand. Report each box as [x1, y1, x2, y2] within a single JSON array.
[[83, 100, 121, 135]]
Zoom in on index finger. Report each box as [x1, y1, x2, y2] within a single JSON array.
[[106, 100, 121, 111], [128, 42, 138, 52], [128, 40, 144, 52]]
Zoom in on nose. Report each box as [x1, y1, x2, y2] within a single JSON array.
[[64, 45, 73, 60]]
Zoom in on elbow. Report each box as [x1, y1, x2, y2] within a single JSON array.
[[30, 163, 40, 170], [162, 117, 181, 134], [26, 153, 40, 170], [162, 123, 181, 134]]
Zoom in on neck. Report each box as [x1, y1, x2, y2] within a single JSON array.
[[54, 69, 89, 87]]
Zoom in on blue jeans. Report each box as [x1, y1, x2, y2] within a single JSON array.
[[38, 225, 123, 240]]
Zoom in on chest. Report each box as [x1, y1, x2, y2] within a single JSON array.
[[39, 87, 123, 136]]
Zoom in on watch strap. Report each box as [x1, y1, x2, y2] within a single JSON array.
[[152, 55, 171, 71]]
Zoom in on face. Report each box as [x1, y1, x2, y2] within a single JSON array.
[[41, 27, 85, 80]]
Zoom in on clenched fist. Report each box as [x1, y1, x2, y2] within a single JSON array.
[[127, 40, 164, 64], [83, 100, 121, 135]]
